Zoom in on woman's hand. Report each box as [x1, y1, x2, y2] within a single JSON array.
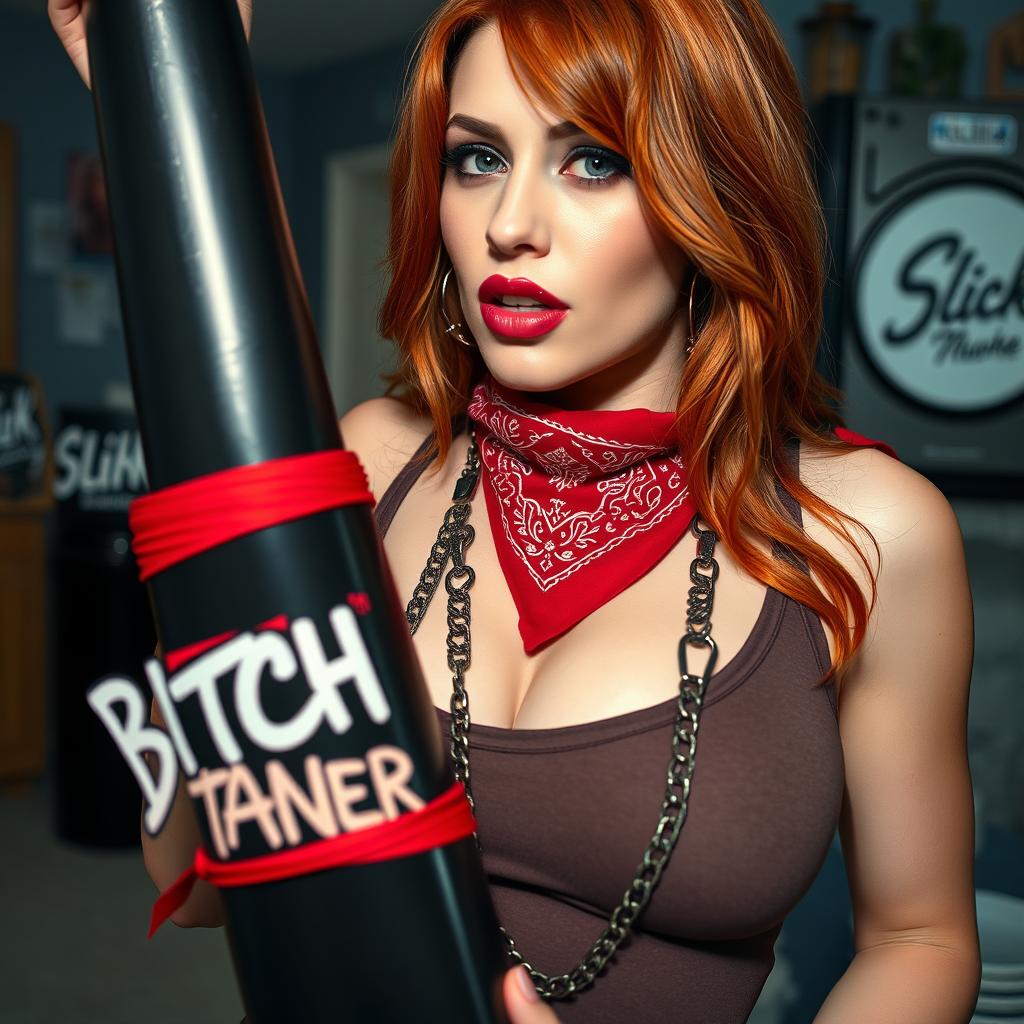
[[48, 0, 254, 90], [503, 967, 560, 1023]]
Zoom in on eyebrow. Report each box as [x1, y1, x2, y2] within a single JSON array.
[[444, 113, 588, 144]]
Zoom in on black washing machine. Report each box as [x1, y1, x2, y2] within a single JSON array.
[[52, 405, 155, 846], [812, 95, 1024, 496]]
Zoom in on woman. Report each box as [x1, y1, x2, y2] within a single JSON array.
[[51, 1, 982, 1022]]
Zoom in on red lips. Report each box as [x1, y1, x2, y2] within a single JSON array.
[[477, 274, 569, 309]]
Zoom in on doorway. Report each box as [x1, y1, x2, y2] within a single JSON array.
[[323, 143, 396, 418]]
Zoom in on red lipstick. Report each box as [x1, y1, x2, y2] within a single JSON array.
[[477, 274, 569, 340]]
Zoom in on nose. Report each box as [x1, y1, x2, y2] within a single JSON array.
[[485, 163, 552, 258]]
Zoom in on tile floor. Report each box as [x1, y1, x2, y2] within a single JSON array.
[[1, 777, 241, 1024]]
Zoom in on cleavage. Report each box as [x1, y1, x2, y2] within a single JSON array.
[[390, 455, 769, 730]]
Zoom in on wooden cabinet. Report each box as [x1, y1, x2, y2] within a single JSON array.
[[0, 512, 46, 779]]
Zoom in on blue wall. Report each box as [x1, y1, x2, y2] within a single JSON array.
[[0, 6, 296, 420], [287, 42, 408, 350]]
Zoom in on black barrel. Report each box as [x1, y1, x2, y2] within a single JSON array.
[[84, 1, 506, 1020], [53, 406, 155, 847]]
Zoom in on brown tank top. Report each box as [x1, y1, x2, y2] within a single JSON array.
[[375, 427, 844, 1023]]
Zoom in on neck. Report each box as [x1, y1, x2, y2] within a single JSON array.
[[536, 367, 681, 414]]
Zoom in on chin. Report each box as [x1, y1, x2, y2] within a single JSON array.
[[478, 346, 600, 397]]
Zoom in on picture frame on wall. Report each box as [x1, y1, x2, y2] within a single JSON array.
[[67, 151, 113, 258]]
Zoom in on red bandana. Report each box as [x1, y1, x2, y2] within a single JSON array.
[[466, 375, 695, 653], [465, 376, 900, 653]]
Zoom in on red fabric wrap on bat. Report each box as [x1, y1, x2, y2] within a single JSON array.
[[131, 450, 472, 940], [129, 449, 375, 581], [149, 782, 477, 938]]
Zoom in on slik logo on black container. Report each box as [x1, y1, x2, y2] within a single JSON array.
[[54, 422, 147, 512]]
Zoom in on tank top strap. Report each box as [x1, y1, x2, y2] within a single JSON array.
[[776, 435, 803, 527], [373, 412, 468, 538], [770, 435, 811, 573]]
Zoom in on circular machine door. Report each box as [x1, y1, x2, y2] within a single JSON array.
[[848, 168, 1024, 419]]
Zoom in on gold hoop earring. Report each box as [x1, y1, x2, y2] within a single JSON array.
[[439, 267, 474, 348], [685, 270, 700, 357]]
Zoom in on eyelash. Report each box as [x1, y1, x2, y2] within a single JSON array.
[[440, 143, 631, 189]]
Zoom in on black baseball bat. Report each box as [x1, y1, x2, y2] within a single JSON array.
[[83, 1, 507, 1020]]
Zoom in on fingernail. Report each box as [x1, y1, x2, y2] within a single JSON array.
[[515, 965, 539, 1003]]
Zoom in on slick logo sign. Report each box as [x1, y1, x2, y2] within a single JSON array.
[[851, 180, 1024, 413]]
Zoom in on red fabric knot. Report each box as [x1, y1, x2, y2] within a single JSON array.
[[129, 449, 374, 581], [833, 426, 899, 461], [148, 780, 476, 938]]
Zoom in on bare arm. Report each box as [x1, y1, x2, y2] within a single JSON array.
[[141, 658, 224, 928], [802, 449, 981, 1022]]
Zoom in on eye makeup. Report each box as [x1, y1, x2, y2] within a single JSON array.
[[440, 142, 632, 189]]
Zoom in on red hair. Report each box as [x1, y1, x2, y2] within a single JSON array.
[[378, 0, 878, 684]]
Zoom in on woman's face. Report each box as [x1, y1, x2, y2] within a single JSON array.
[[439, 21, 691, 412]]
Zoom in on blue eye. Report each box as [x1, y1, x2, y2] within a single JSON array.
[[440, 143, 630, 189], [565, 149, 627, 184], [442, 145, 505, 177]]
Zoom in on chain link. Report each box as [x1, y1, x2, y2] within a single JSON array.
[[405, 429, 721, 1002]]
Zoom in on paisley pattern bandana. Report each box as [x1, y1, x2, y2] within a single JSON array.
[[466, 374, 696, 653]]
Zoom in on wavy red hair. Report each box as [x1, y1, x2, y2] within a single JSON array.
[[377, 0, 878, 684]]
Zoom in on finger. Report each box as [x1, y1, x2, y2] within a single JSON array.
[[48, 0, 91, 89], [48, 0, 81, 22], [48, 0, 80, 38], [503, 966, 559, 1023], [237, 0, 253, 42]]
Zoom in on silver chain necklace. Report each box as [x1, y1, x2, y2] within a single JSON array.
[[404, 427, 722, 1002]]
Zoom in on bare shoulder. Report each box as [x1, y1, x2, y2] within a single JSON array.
[[796, 440, 965, 592], [338, 396, 434, 501], [792, 440, 969, 678]]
